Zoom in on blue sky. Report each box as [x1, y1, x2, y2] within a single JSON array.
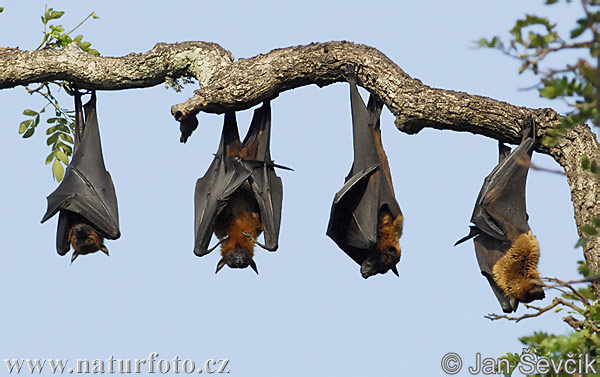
[[0, 1, 593, 376]]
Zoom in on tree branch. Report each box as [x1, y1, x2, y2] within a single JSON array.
[[1, 40, 599, 291], [0, 41, 233, 90]]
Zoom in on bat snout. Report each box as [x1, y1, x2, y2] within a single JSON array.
[[225, 250, 252, 269], [520, 287, 545, 303], [360, 261, 377, 279]]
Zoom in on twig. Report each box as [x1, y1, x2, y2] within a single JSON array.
[[542, 276, 595, 305], [563, 315, 600, 333], [65, 12, 96, 37], [485, 297, 561, 322], [529, 162, 567, 176], [485, 297, 584, 322]]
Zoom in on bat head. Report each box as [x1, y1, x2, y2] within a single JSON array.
[[360, 247, 401, 279], [515, 278, 545, 303], [69, 223, 104, 256], [216, 249, 259, 274]]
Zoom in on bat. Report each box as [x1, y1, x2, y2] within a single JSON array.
[[194, 101, 289, 274], [455, 116, 544, 313], [326, 79, 404, 279], [41, 91, 120, 263]]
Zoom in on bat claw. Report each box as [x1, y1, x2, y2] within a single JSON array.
[[242, 231, 268, 250], [207, 235, 229, 253]]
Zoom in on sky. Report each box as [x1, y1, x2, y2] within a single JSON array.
[[0, 1, 595, 376]]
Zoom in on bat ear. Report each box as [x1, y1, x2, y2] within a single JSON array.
[[215, 259, 227, 274], [249, 259, 259, 275], [390, 265, 399, 277], [70, 252, 79, 264], [100, 245, 109, 256]]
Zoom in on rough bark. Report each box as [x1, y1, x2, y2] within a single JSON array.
[[1, 40, 598, 289]]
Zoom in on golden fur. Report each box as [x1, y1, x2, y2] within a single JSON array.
[[220, 211, 262, 258], [492, 231, 542, 301], [376, 212, 403, 264]]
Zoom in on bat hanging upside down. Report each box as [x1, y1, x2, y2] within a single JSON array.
[[455, 115, 544, 313], [327, 79, 404, 279], [194, 101, 288, 274], [41, 90, 120, 263]]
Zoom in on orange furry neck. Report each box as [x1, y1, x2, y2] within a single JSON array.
[[221, 211, 263, 257], [377, 212, 403, 259], [492, 231, 542, 301]]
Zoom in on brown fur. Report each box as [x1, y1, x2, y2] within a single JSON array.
[[492, 231, 542, 301], [69, 223, 104, 255], [227, 140, 259, 161], [220, 211, 262, 258], [376, 212, 403, 266]]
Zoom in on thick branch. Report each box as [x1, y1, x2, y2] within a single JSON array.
[[0, 41, 233, 90], [1, 40, 599, 289]]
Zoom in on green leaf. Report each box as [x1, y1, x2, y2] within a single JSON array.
[[593, 218, 600, 228], [59, 133, 73, 143], [45, 151, 56, 165], [52, 159, 65, 182], [581, 225, 598, 236], [58, 144, 72, 155], [540, 85, 557, 98], [47, 133, 59, 145], [0, 7, 4, 13], [56, 150, 69, 165], [46, 124, 70, 135], [582, 155, 591, 170], [19, 120, 32, 134], [23, 128, 35, 138], [48, 10, 64, 20], [23, 109, 38, 116]]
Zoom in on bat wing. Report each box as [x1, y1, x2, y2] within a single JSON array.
[[457, 118, 535, 245], [474, 118, 535, 241], [242, 101, 283, 251], [474, 234, 519, 313], [327, 80, 402, 262], [41, 92, 120, 245], [194, 112, 252, 256]]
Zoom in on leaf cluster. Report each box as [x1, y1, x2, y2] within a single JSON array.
[[16, 6, 99, 181]]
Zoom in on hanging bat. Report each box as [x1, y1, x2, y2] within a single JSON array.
[[41, 91, 120, 263], [455, 116, 544, 313], [326, 79, 403, 279], [194, 101, 289, 274]]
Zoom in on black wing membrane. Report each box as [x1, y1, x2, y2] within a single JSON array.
[[243, 102, 283, 251], [194, 101, 283, 256], [456, 118, 535, 246], [326, 80, 402, 265], [41, 92, 120, 254]]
